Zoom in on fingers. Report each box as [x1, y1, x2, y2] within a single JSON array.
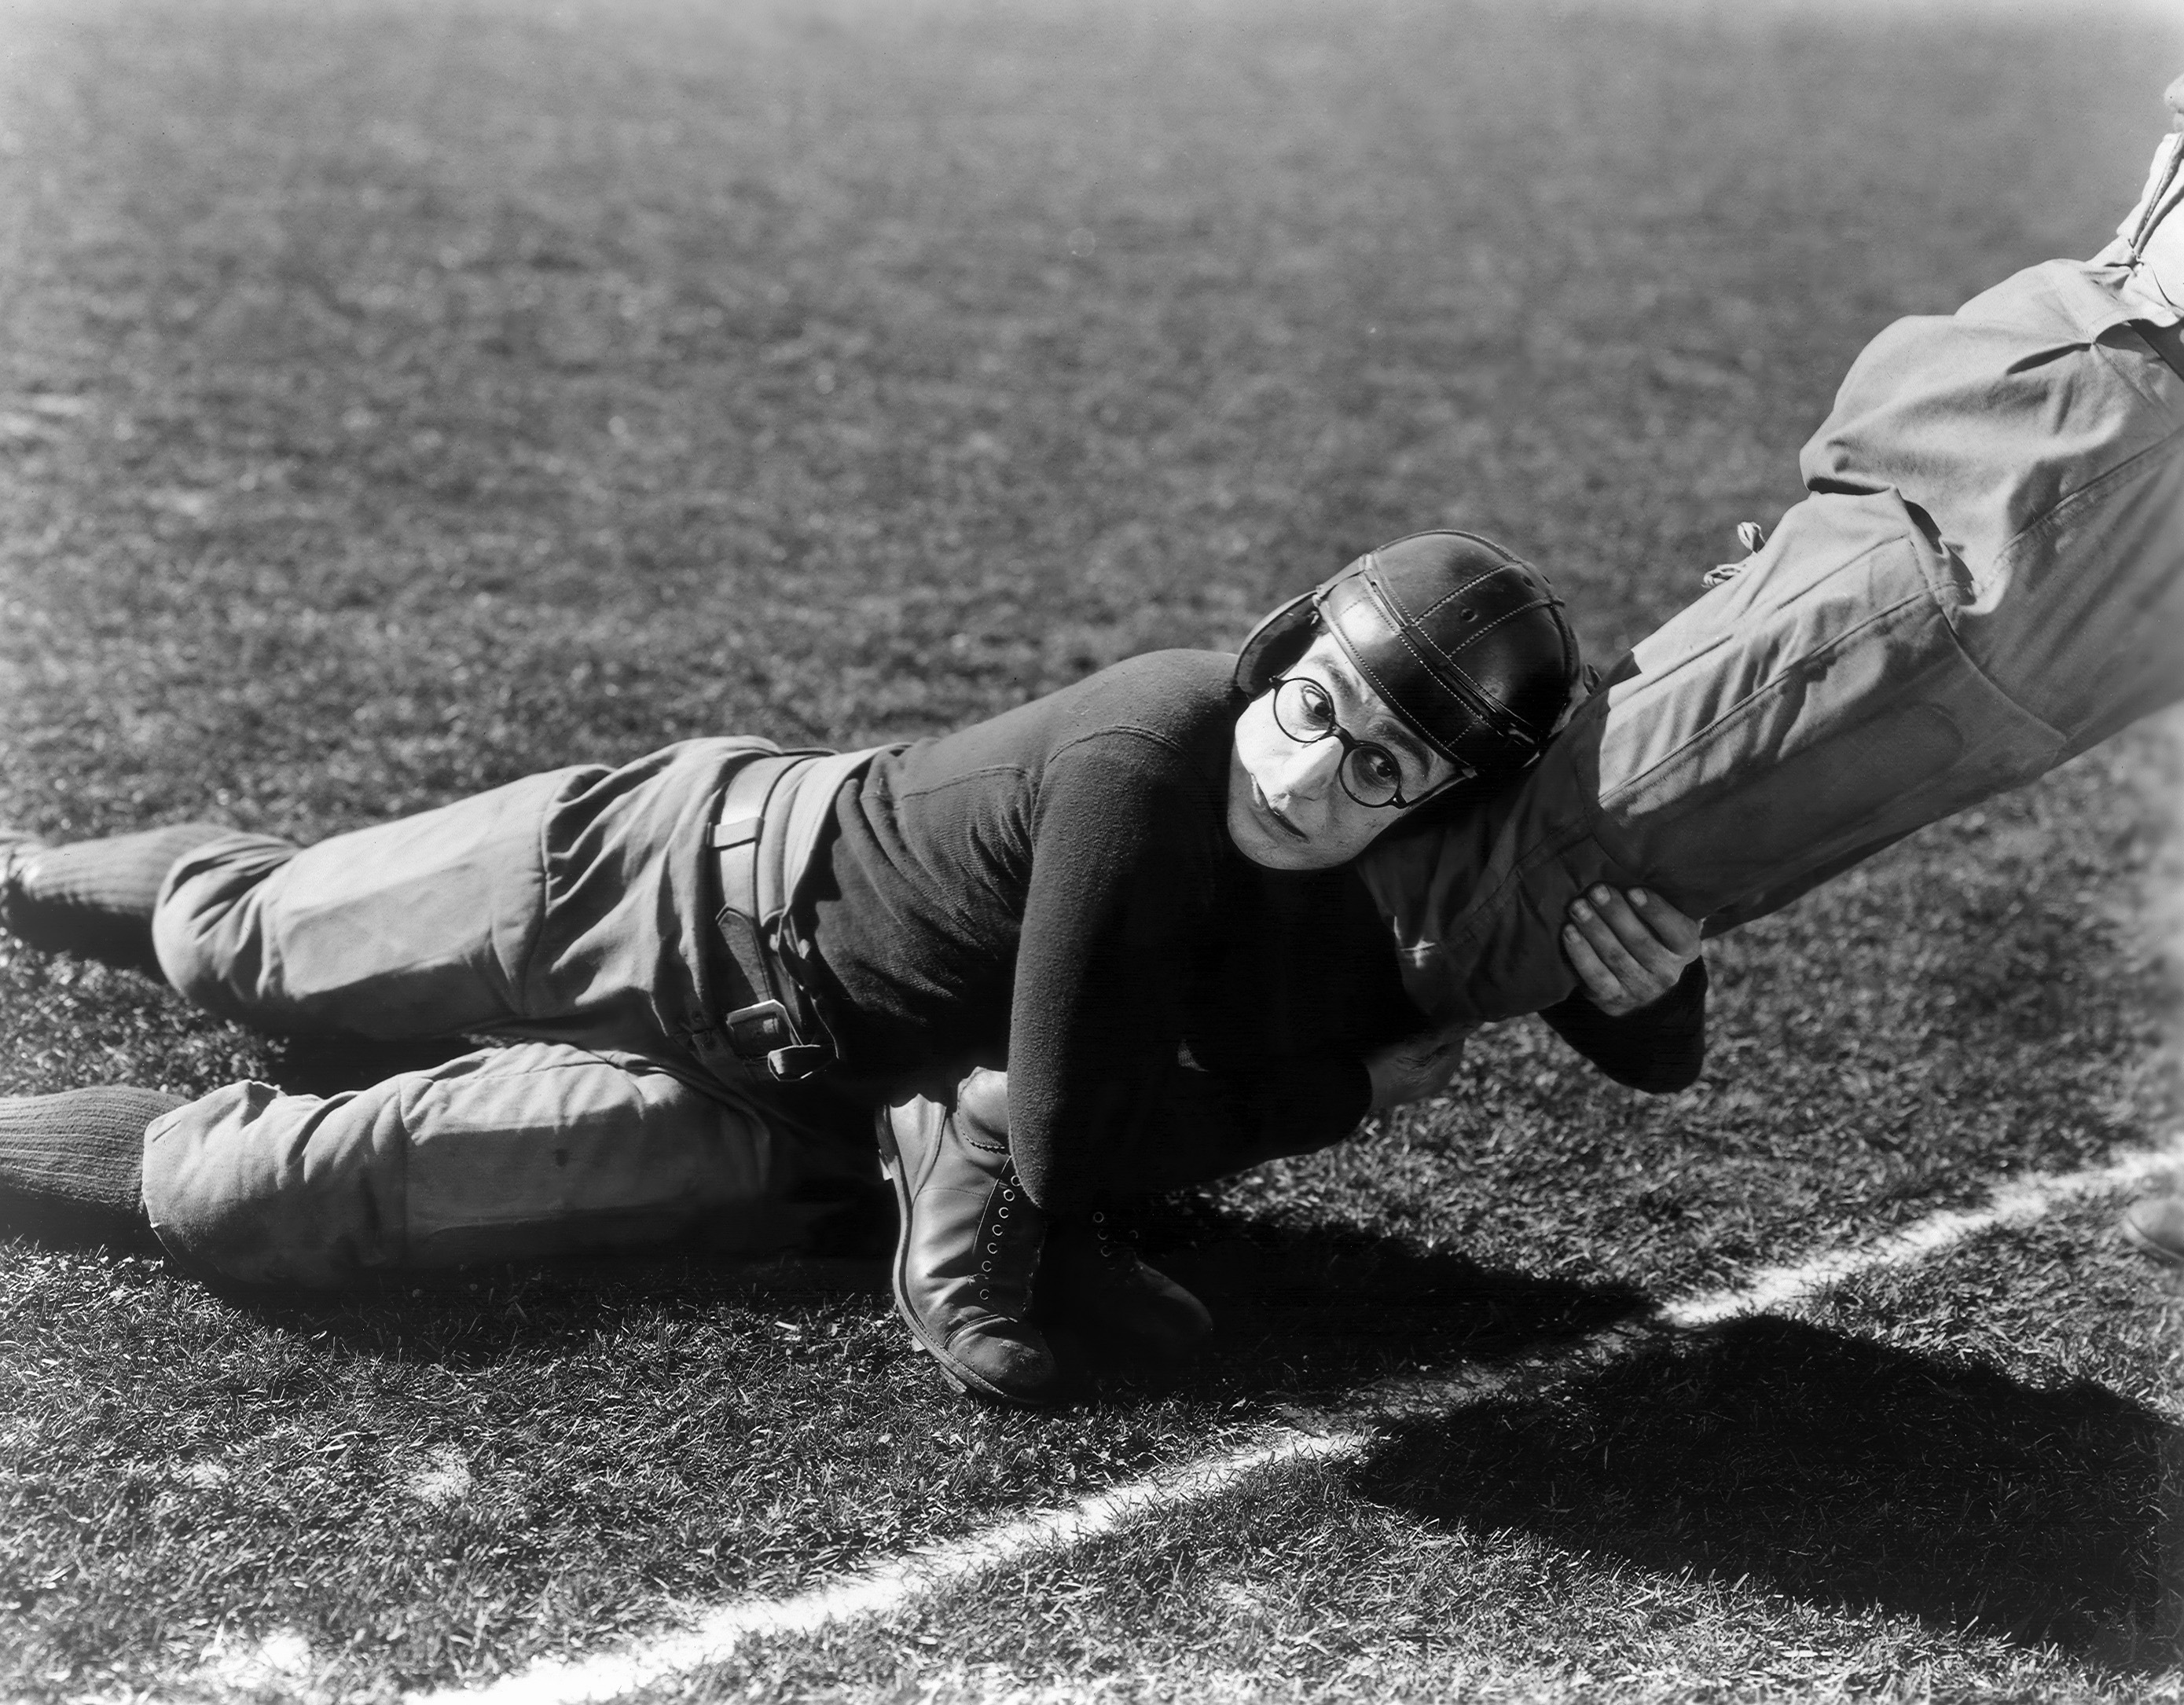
[[1568, 888, 1661, 998], [1628, 887, 1704, 954], [1564, 884, 1705, 1013], [1562, 918, 1638, 1015]]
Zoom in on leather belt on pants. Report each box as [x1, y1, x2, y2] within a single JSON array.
[[699, 743, 887, 1084]]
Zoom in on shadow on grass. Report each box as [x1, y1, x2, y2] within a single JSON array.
[[187, 1213, 1646, 1406], [18, 1177, 1639, 1413], [1121, 1198, 1652, 1405], [1, 1025, 1646, 1404], [5, 1021, 1647, 1405], [1350, 1314, 2184, 1670]]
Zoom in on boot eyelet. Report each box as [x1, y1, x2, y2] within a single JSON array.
[[1001, 1189, 1015, 1201], [997, 1207, 1009, 1218], [980, 1260, 992, 1272], [986, 1241, 999, 1253]]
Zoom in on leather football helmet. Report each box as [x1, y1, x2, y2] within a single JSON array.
[[1234, 530, 1584, 798]]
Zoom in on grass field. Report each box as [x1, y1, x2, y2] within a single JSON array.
[[2, 0, 2183, 1699]]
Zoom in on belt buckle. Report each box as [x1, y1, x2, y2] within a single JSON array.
[[763, 1043, 830, 1082], [725, 999, 798, 1056], [723, 1000, 831, 1083]]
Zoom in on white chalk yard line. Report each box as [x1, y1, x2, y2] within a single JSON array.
[[1667, 1138, 2184, 1329], [417, 1432, 1371, 1705], [390, 1134, 2183, 1705]]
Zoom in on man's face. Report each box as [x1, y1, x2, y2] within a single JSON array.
[[1227, 629, 1462, 870]]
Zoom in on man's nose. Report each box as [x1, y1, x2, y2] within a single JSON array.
[[1269, 732, 1343, 801]]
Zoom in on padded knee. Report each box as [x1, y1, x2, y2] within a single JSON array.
[[150, 832, 303, 1016]]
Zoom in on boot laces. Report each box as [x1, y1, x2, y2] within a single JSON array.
[[1089, 1208, 1132, 1265], [975, 1161, 1035, 1311]]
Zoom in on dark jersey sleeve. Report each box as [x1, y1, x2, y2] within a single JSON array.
[[1536, 958, 1709, 1092], [1002, 730, 1371, 1212], [1121, 1055, 1373, 1195]]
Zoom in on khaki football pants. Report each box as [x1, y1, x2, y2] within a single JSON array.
[[138, 739, 869, 1285]]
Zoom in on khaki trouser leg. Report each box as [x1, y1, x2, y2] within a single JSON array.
[[137, 738, 879, 1285], [141, 1041, 814, 1286]]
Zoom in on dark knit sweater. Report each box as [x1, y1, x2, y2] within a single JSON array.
[[799, 650, 1703, 1210]]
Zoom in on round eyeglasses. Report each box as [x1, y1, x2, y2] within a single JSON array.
[[1268, 675, 1442, 809]]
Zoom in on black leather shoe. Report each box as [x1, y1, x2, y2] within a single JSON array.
[[875, 1068, 1059, 1406], [1040, 1212, 1213, 1367]]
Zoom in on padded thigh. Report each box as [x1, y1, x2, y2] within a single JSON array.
[[1806, 259, 2184, 743], [140, 1042, 798, 1286], [149, 739, 775, 1062], [151, 772, 563, 1040]]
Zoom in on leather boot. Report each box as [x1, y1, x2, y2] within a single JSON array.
[[875, 1068, 1059, 1406], [1040, 1211, 1213, 1367]]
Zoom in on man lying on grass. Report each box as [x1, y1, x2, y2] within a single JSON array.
[[0, 530, 1704, 1407]]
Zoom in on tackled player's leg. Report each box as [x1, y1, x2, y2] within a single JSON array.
[[1360, 79, 2184, 1029]]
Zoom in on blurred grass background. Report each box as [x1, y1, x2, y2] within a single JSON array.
[[2, 0, 2170, 824]]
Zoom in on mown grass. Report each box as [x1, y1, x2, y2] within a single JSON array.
[[1, 0, 2180, 1699], [666, 1199, 2184, 1704]]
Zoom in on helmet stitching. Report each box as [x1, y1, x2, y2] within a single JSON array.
[[1411, 562, 1524, 624], [1441, 595, 1562, 662], [1363, 658, 1549, 781], [1384, 590, 1557, 727], [1397, 609, 1564, 757], [1353, 574, 1503, 710], [1415, 571, 1569, 637], [1369, 618, 1507, 751], [1396, 580, 1573, 741], [1333, 605, 1481, 745], [1371, 564, 1562, 689], [1401, 624, 1512, 724]]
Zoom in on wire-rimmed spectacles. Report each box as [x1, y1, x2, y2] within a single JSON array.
[[1268, 675, 1445, 809]]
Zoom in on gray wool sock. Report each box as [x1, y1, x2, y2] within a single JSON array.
[[4, 823, 229, 970], [0, 1087, 184, 1241]]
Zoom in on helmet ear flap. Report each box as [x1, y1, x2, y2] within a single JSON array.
[[1231, 589, 1317, 698]]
